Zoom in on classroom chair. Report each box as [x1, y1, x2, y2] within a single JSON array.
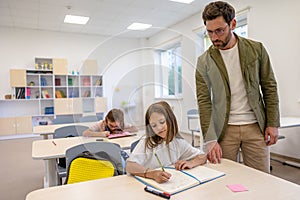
[[53, 125, 89, 185], [52, 115, 76, 124], [79, 115, 99, 123], [130, 140, 140, 153], [187, 109, 201, 147]]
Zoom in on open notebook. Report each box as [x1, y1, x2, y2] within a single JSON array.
[[107, 132, 137, 139], [135, 165, 225, 195]]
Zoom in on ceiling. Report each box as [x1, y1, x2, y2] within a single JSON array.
[[0, 0, 211, 38]]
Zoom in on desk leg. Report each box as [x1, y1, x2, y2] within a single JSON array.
[[42, 134, 49, 140], [44, 159, 58, 187], [191, 130, 195, 147]]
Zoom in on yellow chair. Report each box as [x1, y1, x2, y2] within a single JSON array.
[[66, 157, 115, 184]]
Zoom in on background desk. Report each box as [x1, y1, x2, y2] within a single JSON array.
[[32, 131, 144, 187], [26, 159, 300, 200], [274, 117, 300, 167], [33, 122, 96, 139], [280, 117, 300, 128]]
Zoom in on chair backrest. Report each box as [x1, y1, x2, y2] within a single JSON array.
[[187, 109, 199, 116], [54, 125, 89, 169], [53, 125, 88, 139], [79, 115, 99, 123], [130, 140, 140, 153], [65, 142, 124, 184], [52, 115, 75, 124]]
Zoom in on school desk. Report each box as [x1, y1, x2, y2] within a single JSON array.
[[33, 122, 96, 139], [32, 130, 144, 187], [280, 117, 300, 128], [26, 159, 300, 200], [273, 117, 300, 168]]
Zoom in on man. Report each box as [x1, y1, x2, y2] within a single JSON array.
[[196, 1, 280, 173]]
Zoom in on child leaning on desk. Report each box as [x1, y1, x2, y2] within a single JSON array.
[[126, 101, 207, 183], [83, 108, 138, 137]]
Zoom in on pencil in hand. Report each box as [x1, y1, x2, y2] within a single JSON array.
[[154, 153, 165, 172]]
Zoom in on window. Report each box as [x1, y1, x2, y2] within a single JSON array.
[[155, 43, 182, 98]]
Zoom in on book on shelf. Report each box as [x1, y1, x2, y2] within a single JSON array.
[[82, 77, 90, 86], [16, 88, 25, 99], [55, 90, 62, 98], [26, 88, 31, 99], [68, 78, 73, 86], [55, 90, 66, 98], [83, 90, 90, 97], [42, 90, 50, 98], [95, 79, 102, 86], [40, 77, 48, 86], [135, 165, 225, 195], [55, 78, 61, 86]]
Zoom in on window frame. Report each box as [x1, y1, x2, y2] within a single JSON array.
[[154, 42, 183, 99]]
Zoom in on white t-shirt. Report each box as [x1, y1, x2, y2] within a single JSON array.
[[128, 136, 203, 169], [89, 120, 105, 132], [219, 42, 257, 125]]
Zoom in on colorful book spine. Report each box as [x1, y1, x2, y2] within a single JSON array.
[[26, 88, 31, 99]]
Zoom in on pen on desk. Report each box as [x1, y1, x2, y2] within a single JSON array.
[[52, 141, 56, 146], [154, 153, 165, 172], [144, 186, 170, 199]]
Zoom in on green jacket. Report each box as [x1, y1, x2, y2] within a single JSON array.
[[195, 35, 280, 142]]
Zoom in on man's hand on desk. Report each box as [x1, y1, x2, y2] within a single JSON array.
[[206, 141, 222, 164]]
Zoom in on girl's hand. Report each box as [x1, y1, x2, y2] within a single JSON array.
[[103, 131, 110, 137], [175, 160, 193, 170], [148, 170, 172, 183]]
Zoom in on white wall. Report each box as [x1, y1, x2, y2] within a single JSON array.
[[0, 27, 143, 125]]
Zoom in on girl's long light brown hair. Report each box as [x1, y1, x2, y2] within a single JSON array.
[[144, 101, 182, 149]]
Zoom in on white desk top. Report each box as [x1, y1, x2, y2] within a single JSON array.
[[26, 159, 300, 200], [280, 117, 300, 128], [32, 131, 144, 160], [33, 122, 96, 135], [186, 115, 300, 129]]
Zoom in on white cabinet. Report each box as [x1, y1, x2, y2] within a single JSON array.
[[1, 58, 106, 136], [0, 116, 32, 135], [54, 98, 82, 115]]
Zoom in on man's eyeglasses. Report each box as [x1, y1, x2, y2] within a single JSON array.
[[206, 24, 228, 37]]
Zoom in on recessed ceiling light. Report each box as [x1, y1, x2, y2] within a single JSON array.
[[169, 0, 195, 4], [127, 23, 152, 31], [64, 15, 89, 25]]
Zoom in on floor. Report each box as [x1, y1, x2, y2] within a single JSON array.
[[270, 154, 300, 185]]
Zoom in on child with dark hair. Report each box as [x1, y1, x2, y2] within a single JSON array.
[[83, 108, 138, 137]]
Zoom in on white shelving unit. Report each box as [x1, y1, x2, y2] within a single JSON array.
[[0, 58, 106, 135]]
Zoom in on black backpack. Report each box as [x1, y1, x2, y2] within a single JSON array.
[[57, 135, 74, 168]]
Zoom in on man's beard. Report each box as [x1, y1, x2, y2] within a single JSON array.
[[212, 32, 231, 49]]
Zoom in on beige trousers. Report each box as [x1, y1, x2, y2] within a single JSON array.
[[220, 123, 270, 173]]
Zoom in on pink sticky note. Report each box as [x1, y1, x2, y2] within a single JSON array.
[[226, 184, 248, 192]]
